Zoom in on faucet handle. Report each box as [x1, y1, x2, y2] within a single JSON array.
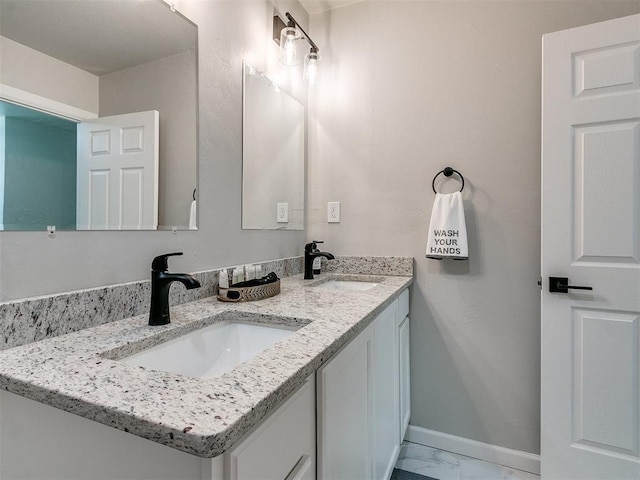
[[312, 240, 325, 252], [305, 240, 324, 253], [151, 252, 183, 272]]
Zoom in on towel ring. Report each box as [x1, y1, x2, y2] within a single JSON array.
[[193, 188, 196, 201], [432, 167, 464, 194]]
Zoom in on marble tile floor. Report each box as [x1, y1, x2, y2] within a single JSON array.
[[395, 443, 540, 480]]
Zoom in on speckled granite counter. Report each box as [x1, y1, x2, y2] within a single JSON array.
[[0, 272, 412, 458]]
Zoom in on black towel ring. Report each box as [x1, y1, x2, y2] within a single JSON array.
[[432, 167, 464, 194], [193, 188, 196, 201]]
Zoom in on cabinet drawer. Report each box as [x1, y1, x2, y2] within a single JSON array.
[[398, 288, 409, 320], [226, 375, 315, 480]]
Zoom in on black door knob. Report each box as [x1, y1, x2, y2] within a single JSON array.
[[549, 276, 593, 294]]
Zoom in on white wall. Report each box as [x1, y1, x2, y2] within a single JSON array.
[[307, 0, 640, 455], [0, 0, 309, 301]]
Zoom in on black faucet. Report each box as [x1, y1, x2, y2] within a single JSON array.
[[149, 252, 201, 326], [304, 241, 335, 280]]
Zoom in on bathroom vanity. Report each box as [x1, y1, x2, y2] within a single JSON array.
[[0, 271, 411, 480]]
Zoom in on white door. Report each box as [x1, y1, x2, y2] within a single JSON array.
[[542, 14, 640, 480], [77, 110, 158, 230]]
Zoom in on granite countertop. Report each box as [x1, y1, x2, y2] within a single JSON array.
[[0, 273, 412, 458]]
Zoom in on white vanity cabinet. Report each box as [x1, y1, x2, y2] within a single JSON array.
[[0, 284, 411, 480], [0, 375, 315, 480], [317, 288, 410, 480]]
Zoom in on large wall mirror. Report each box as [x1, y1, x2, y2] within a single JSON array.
[[0, 0, 197, 231], [242, 62, 304, 231]]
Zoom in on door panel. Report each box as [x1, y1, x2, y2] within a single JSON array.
[[89, 170, 110, 229], [573, 121, 640, 262], [574, 42, 640, 97], [120, 168, 144, 229], [572, 309, 639, 457]]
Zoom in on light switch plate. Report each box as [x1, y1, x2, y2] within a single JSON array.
[[277, 203, 289, 223], [328, 201, 340, 223]]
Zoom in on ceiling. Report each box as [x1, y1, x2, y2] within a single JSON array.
[[0, 0, 196, 76], [299, 0, 365, 15]]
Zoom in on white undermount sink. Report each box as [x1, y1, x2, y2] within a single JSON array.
[[121, 321, 299, 379], [314, 280, 379, 291]]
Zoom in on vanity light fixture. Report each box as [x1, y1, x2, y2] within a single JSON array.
[[303, 47, 320, 85], [274, 12, 321, 84], [279, 22, 302, 66]]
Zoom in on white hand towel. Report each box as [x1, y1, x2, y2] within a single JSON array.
[[426, 192, 468, 260], [188, 200, 197, 230]]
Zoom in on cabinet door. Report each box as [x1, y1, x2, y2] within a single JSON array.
[[317, 324, 373, 480], [0, 390, 221, 480], [398, 315, 410, 442], [226, 375, 315, 480], [372, 301, 400, 480]]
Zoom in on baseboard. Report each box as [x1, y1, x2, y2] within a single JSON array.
[[405, 425, 540, 475]]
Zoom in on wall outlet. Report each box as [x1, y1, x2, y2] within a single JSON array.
[[277, 203, 289, 223], [328, 201, 340, 223]]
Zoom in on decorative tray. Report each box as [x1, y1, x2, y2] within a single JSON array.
[[217, 279, 281, 302]]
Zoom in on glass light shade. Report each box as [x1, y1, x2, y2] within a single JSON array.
[[303, 50, 320, 85], [279, 26, 301, 66]]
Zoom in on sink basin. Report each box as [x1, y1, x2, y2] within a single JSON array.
[[314, 280, 379, 291], [309, 275, 384, 291], [121, 321, 299, 379]]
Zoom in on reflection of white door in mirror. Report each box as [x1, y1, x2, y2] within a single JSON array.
[[76, 111, 159, 230]]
